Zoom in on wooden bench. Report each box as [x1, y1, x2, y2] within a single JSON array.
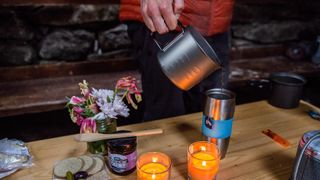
[[0, 57, 140, 118]]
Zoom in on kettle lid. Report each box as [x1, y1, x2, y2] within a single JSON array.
[[299, 130, 320, 160]]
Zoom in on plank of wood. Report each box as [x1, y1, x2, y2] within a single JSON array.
[[4, 101, 320, 180], [0, 0, 119, 5], [230, 44, 285, 60], [0, 70, 141, 118], [229, 56, 320, 87], [0, 58, 136, 82], [1, 56, 319, 118], [0, 45, 284, 82]]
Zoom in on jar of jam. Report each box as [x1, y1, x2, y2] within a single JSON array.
[[107, 130, 137, 175]]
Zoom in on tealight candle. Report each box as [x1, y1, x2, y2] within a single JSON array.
[[137, 152, 171, 180], [188, 141, 220, 180]]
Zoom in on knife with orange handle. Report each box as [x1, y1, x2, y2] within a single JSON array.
[[262, 129, 291, 148]]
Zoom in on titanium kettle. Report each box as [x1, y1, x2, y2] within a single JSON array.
[[154, 21, 221, 91]]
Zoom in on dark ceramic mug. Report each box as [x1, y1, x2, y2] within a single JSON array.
[[268, 72, 306, 109]]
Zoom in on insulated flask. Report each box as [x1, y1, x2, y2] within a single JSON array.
[[154, 21, 221, 91], [202, 88, 236, 159], [291, 130, 320, 180]]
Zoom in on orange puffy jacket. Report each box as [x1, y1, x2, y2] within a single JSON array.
[[119, 0, 234, 36]]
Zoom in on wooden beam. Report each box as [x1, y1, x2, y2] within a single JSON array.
[[0, 45, 285, 82], [2, 55, 320, 118], [0, 57, 136, 82], [0, 70, 141, 118], [0, 0, 119, 5], [230, 44, 286, 61]]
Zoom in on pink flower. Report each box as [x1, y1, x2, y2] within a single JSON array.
[[80, 118, 97, 133], [76, 114, 84, 126], [69, 107, 84, 123], [79, 80, 90, 98], [70, 110, 77, 123], [67, 77, 143, 133], [73, 107, 84, 114], [69, 96, 85, 105], [69, 107, 85, 124], [126, 93, 136, 109], [116, 76, 140, 94], [135, 93, 142, 103], [88, 103, 99, 114], [116, 76, 142, 109]]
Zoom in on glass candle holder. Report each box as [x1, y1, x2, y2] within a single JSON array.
[[188, 141, 220, 180], [137, 152, 172, 180]]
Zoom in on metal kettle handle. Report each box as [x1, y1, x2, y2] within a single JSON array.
[[151, 21, 185, 52]]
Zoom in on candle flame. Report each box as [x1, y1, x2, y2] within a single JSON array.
[[152, 157, 158, 163], [202, 161, 207, 167], [200, 146, 206, 151], [152, 174, 156, 179]]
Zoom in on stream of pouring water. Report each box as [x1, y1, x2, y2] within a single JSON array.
[[220, 68, 225, 92]]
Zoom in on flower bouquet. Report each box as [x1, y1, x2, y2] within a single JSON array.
[[66, 76, 142, 154]]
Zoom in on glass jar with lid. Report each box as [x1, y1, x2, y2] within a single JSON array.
[[107, 130, 137, 175]]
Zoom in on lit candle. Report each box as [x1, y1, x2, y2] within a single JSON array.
[[137, 152, 171, 180], [188, 141, 220, 180]]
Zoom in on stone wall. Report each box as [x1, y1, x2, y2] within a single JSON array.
[[232, 0, 320, 44], [0, 1, 319, 67], [0, 4, 131, 66]]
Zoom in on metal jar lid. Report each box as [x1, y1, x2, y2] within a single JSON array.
[[107, 130, 137, 154], [299, 130, 320, 160]]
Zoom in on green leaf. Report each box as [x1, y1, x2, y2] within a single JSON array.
[[83, 108, 95, 117], [106, 96, 112, 103]]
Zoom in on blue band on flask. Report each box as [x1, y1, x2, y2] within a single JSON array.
[[202, 115, 233, 139]]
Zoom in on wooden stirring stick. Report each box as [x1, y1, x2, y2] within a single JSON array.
[[300, 100, 320, 113], [74, 128, 163, 142]]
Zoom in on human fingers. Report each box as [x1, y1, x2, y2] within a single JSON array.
[[140, 0, 156, 32], [159, 0, 177, 30], [141, 0, 156, 32], [173, 0, 184, 16], [147, 1, 169, 34]]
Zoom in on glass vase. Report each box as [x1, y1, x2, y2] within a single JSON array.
[[87, 118, 117, 154]]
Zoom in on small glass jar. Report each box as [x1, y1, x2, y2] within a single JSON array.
[[107, 130, 137, 175], [87, 118, 117, 155]]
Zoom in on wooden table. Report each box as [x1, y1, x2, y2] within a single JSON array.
[[5, 101, 320, 179]]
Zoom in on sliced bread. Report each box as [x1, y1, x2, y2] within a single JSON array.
[[79, 155, 94, 172], [87, 156, 104, 175], [53, 157, 83, 178]]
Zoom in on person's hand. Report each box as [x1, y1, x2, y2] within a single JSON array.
[[141, 0, 184, 34]]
